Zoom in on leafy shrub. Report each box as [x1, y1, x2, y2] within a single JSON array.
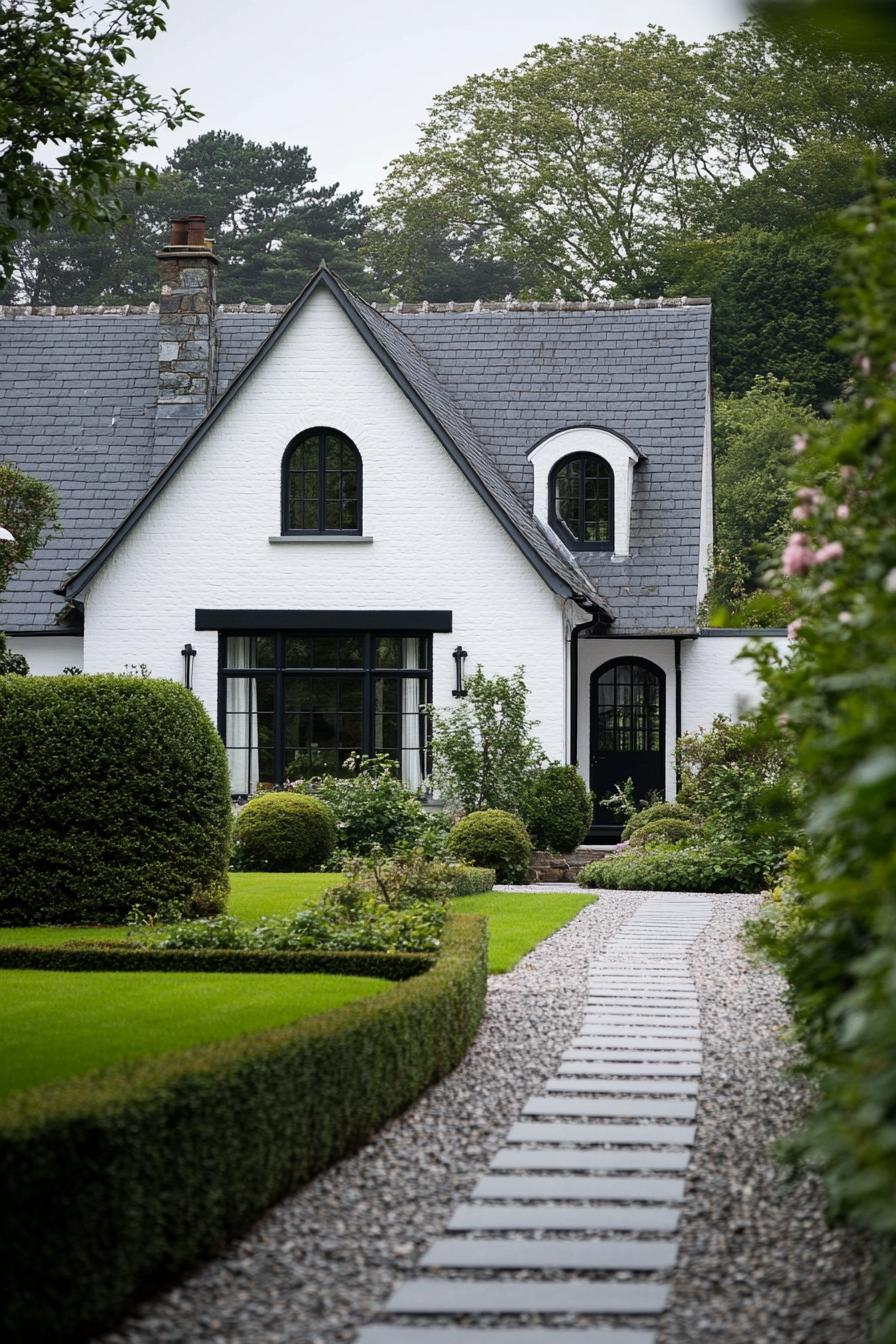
[[522, 764, 593, 852], [289, 754, 430, 857], [627, 817, 699, 848], [447, 809, 532, 883], [621, 801, 696, 840], [0, 675, 231, 925], [579, 841, 766, 892], [434, 864, 495, 896], [233, 793, 336, 871], [428, 666, 544, 812], [0, 915, 487, 1344], [0, 634, 27, 675]]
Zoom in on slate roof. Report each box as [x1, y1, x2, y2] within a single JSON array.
[[0, 274, 710, 635]]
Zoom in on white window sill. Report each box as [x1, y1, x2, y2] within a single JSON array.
[[269, 535, 374, 545]]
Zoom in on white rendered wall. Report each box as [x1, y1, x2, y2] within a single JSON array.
[[7, 636, 84, 675], [80, 286, 571, 761], [576, 632, 787, 800]]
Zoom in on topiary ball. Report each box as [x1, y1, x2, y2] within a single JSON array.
[[522, 764, 593, 852], [621, 800, 695, 841], [234, 793, 337, 871], [627, 816, 698, 848], [447, 809, 533, 884]]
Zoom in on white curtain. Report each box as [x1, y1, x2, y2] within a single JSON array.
[[225, 637, 259, 794], [401, 638, 423, 791]]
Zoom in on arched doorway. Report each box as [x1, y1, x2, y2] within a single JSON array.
[[590, 657, 666, 838]]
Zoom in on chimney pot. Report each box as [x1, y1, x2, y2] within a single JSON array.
[[169, 217, 190, 246], [186, 215, 207, 247]]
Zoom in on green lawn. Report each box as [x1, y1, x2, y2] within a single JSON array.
[[0, 968, 390, 1097], [452, 889, 595, 972]]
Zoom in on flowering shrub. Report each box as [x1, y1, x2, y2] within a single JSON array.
[[288, 754, 433, 858]]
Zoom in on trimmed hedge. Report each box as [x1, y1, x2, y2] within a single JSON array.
[[0, 913, 487, 1344], [447, 809, 532, 883], [0, 943, 433, 980], [0, 675, 232, 925], [233, 792, 337, 871], [436, 864, 496, 896], [522, 764, 593, 852], [627, 817, 699, 848]]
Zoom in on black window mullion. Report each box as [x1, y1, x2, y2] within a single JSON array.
[[274, 633, 285, 786], [362, 631, 374, 758], [317, 430, 326, 533]]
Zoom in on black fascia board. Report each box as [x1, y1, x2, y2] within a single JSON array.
[[196, 608, 453, 632], [58, 265, 599, 609]]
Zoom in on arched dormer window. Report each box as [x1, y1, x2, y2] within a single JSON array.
[[549, 452, 614, 551], [281, 428, 362, 535]]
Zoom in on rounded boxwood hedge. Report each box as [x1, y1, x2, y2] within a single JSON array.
[[627, 817, 699, 848], [0, 675, 232, 925], [621, 800, 696, 841], [233, 793, 336, 871], [522, 764, 593, 853], [447, 809, 532, 883]]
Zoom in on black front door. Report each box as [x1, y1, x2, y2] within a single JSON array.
[[590, 658, 666, 839]]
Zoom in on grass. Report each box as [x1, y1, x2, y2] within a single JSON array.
[[451, 889, 595, 972], [0, 967, 391, 1097]]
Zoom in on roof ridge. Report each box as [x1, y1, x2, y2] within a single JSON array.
[[0, 294, 711, 319]]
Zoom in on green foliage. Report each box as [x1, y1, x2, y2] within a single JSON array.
[[744, 177, 896, 1338], [428, 666, 544, 812], [627, 817, 699, 848], [0, 675, 231, 925], [447, 809, 533, 883], [232, 793, 336, 872], [289, 754, 431, 857], [367, 21, 893, 300], [0, 0, 199, 289], [0, 634, 27, 675], [522, 764, 593, 852], [436, 864, 496, 896], [580, 841, 766, 892], [599, 777, 640, 821], [0, 460, 60, 595], [621, 801, 696, 840], [0, 914, 487, 1344], [0, 943, 433, 979], [5, 131, 369, 306]]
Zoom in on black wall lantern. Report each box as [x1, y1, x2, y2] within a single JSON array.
[[452, 644, 468, 698], [181, 642, 197, 691]]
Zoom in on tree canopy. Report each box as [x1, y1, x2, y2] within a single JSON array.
[[0, 0, 198, 290]]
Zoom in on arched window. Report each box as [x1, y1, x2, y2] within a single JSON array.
[[549, 452, 613, 550], [281, 428, 361, 535]]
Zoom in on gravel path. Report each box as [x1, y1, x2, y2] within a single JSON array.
[[100, 891, 874, 1344]]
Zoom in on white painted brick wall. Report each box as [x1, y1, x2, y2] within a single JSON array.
[[80, 287, 570, 760], [6, 636, 84, 675]]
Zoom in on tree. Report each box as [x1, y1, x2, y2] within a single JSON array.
[[427, 667, 544, 813], [3, 132, 370, 306], [0, 461, 61, 673], [0, 0, 198, 289], [366, 20, 895, 301]]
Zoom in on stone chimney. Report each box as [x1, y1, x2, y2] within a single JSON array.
[[156, 215, 218, 411]]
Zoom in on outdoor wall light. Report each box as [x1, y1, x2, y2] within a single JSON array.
[[181, 642, 197, 691], [452, 644, 468, 698]]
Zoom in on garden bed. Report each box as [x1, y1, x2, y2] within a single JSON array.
[[0, 912, 488, 1344]]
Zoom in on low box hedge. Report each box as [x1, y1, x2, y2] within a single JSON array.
[[441, 864, 495, 896], [0, 943, 434, 980], [0, 913, 488, 1344]]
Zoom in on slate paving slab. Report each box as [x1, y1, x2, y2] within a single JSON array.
[[420, 1239, 679, 1271], [506, 1122, 696, 1145], [544, 1078, 699, 1095], [522, 1096, 697, 1119], [557, 1062, 702, 1077], [357, 1328, 657, 1344], [471, 1174, 686, 1202], [385, 1281, 670, 1315], [489, 1148, 691, 1173], [446, 1205, 681, 1233]]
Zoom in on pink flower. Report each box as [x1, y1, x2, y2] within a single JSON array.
[[884, 568, 896, 593], [819, 579, 834, 595], [787, 619, 802, 641], [815, 541, 844, 565], [838, 610, 853, 624], [860, 356, 872, 376], [792, 504, 811, 522], [836, 503, 850, 520], [782, 533, 816, 577], [792, 434, 808, 455], [777, 712, 791, 727], [840, 465, 857, 480], [796, 486, 822, 506]]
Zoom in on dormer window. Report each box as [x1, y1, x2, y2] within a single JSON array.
[[549, 452, 614, 550], [282, 428, 361, 535]]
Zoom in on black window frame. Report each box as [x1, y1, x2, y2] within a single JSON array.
[[218, 629, 433, 797], [281, 426, 363, 536], [548, 451, 614, 551]]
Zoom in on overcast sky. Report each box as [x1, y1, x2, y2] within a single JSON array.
[[133, 0, 747, 198]]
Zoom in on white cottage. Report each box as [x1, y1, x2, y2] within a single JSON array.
[[0, 218, 784, 838]]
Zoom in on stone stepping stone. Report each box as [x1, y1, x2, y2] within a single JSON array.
[[568, 1045, 703, 1059], [545, 1078, 698, 1096], [420, 1238, 679, 1271], [581, 1017, 700, 1027], [447, 1204, 681, 1232], [489, 1149, 691, 1173], [588, 981, 695, 990], [385, 1280, 670, 1316], [558, 1062, 702, 1077], [472, 1174, 686, 1202], [584, 1005, 699, 1014], [586, 992, 699, 1002], [573, 1036, 701, 1049], [523, 1096, 696, 1119], [358, 1327, 657, 1343], [506, 1121, 695, 1146]]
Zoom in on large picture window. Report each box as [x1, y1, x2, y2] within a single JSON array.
[[549, 451, 613, 550], [281, 427, 362, 534], [221, 631, 430, 795]]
